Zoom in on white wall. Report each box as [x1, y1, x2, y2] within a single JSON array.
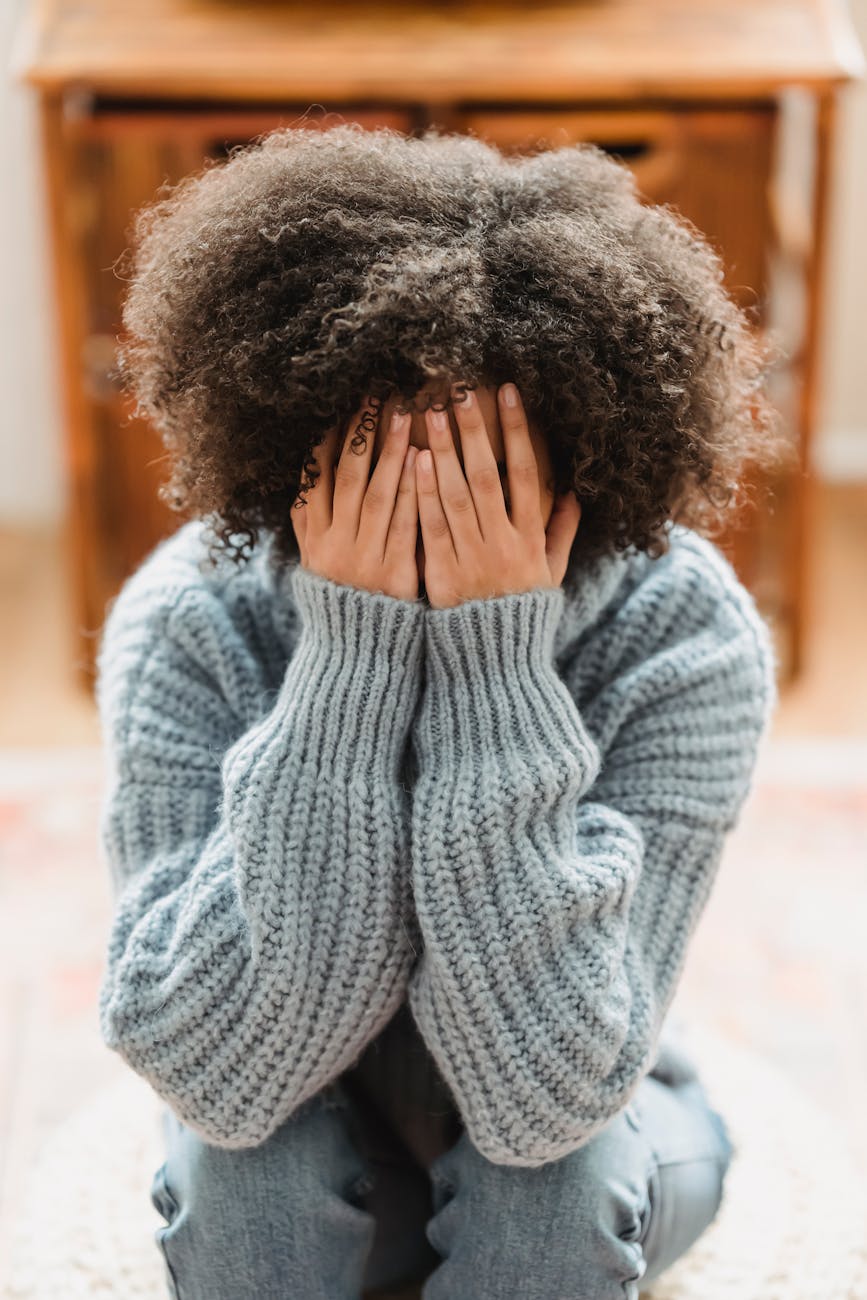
[[817, 0, 867, 478], [2, 0, 865, 525], [1, 0, 64, 524]]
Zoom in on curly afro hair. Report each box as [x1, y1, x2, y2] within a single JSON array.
[[115, 119, 793, 574]]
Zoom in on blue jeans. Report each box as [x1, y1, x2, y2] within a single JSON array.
[[149, 1045, 735, 1298]]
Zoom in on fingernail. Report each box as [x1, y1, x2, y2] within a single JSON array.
[[430, 408, 448, 431], [502, 384, 518, 408], [419, 450, 433, 473]]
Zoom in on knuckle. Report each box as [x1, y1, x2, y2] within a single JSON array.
[[445, 489, 475, 515], [469, 465, 502, 494], [455, 411, 486, 436], [334, 460, 362, 490], [388, 517, 414, 544], [500, 410, 527, 429], [429, 516, 452, 542], [511, 459, 539, 485], [362, 482, 388, 512]]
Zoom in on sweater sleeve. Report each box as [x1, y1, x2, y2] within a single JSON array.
[[406, 561, 778, 1166], [96, 558, 425, 1149]]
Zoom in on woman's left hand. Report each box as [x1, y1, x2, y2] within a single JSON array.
[[416, 381, 582, 610]]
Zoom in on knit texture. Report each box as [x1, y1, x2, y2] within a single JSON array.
[[95, 518, 777, 1164]]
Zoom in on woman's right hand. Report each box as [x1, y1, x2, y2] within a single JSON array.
[[290, 394, 421, 601]]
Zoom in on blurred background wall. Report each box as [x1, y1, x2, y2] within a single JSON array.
[[1, 0, 64, 524], [821, 0, 867, 477], [2, 0, 866, 527]]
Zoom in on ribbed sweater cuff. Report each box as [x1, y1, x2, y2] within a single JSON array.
[[280, 564, 426, 778], [421, 586, 599, 765]]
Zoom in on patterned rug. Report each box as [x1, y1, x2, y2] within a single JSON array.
[[1, 739, 866, 1296]]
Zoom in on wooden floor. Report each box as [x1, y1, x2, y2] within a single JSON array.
[[1, 482, 866, 744]]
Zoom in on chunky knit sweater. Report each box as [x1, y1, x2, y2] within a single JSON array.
[[96, 517, 777, 1167]]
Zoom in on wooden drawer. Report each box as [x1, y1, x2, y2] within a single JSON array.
[[456, 106, 777, 313]]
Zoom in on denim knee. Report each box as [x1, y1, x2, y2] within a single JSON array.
[[422, 1109, 653, 1300], [706, 1099, 737, 1171], [149, 1083, 376, 1300], [625, 1079, 735, 1288]]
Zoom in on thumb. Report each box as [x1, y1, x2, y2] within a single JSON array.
[[545, 490, 582, 585]]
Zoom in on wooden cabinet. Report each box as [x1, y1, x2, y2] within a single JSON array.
[[36, 103, 415, 649], [14, 0, 864, 686]]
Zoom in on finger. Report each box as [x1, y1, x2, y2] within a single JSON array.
[[498, 383, 543, 536], [424, 400, 481, 552], [449, 382, 508, 539], [358, 404, 411, 551], [545, 490, 582, 584], [305, 424, 340, 531], [385, 441, 419, 559], [416, 448, 457, 567], [332, 394, 383, 531]]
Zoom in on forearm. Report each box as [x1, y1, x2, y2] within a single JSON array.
[[407, 580, 771, 1166], [99, 566, 425, 1147], [407, 586, 634, 1164]]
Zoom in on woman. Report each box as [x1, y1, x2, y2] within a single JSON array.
[[98, 122, 789, 1298]]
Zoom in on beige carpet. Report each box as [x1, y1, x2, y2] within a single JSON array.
[[3, 1020, 867, 1300], [1, 740, 866, 1297]]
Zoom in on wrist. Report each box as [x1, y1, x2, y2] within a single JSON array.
[[418, 586, 601, 766], [282, 563, 426, 775], [425, 585, 565, 691]]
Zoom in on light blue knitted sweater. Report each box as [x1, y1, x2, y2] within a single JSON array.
[[96, 517, 777, 1167]]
